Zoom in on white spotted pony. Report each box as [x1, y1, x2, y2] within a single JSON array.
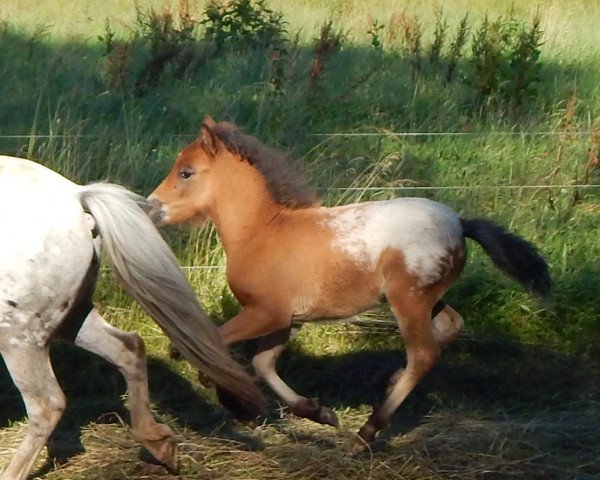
[[0, 156, 264, 480]]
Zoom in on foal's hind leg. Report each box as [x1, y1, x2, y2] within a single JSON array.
[[386, 302, 463, 395], [252, 327, 339, 427], [357, 293, 440, 446], [74, 309, 177, 472], [0, 346, 66, 480]]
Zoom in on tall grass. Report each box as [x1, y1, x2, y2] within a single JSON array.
[[1, 0, 599, 356]]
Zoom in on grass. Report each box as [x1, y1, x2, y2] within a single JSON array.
[[1, 0, 600, 478]]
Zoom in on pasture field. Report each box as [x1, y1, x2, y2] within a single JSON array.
[[1, 1, 599, 478]]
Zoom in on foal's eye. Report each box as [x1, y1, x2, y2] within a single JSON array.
[[179, 169, 194, 179]]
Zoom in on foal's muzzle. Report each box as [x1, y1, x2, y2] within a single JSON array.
[[146, 195, 166, 226]]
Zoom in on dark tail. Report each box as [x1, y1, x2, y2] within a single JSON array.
[[77, 183, 266, 416], [461, 218, 551, 300]]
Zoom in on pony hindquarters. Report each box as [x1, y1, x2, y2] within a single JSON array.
[[0, 157, 96, 480]]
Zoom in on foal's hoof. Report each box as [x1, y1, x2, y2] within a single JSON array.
[[318, 406, 339, 427], [146, 437, 178, 473], [356, 423, 378, 445], [292, 398, 339, 427]]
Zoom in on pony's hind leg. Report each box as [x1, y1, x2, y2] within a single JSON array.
[[357, 294, 441, 447], [0, 346, 66, 480], [251, 328, 339, 427], [73, 309, 177, 472], [385, 302, 463, 396]]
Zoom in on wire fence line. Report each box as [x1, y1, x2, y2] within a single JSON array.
[[326, 184, 600, 191], [0, 130, 596, 140], [3, 130, 598, 192], [12, 128, 600, 272]]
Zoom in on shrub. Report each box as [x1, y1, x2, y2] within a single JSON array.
[[201, 0, 286, 50], [309, 20, 344, 87], [465, 12, 543, 109]]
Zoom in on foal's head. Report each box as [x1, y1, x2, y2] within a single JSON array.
[[149, 117, 318, 225], [149, 117, 228, 225]]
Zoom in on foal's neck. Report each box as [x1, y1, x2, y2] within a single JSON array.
[[209, 161, 283, 253]]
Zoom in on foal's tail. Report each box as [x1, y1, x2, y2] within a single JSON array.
[[461, 218, 551, 300], [76, 182, 266, 416]]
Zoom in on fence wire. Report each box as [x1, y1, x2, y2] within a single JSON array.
[[0, 130, 595, 139], [12, 129, 600, 271]]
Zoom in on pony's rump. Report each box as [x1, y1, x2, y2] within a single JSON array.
[[461, 218, 551, 300]]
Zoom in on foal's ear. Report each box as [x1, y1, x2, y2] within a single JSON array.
[[203, 115, 216, 128], [199, 119, 219, 157]]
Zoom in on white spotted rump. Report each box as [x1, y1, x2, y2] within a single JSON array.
[[0, 157, 94, 347], [325, 198, 464, 286]]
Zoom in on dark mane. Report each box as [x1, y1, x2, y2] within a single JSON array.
[[210, 121, 320, 209]]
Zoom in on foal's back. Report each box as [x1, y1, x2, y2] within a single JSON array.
[[234, 197, 465, 322]]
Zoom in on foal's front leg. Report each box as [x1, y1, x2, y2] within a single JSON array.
[[74, 309, 177, 472], [217, 306, 338, 426], [252, 328, 338, 426]]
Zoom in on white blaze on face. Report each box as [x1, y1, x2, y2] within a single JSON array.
[[325, 198, 463, 286]]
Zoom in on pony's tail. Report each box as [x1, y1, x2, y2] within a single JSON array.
[[461, 218, 551, 300], [76, 182, 266, 416]]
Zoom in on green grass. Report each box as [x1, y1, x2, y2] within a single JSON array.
[[1, 0, 600, 478]]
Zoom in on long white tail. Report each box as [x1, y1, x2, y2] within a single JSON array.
[[77, 183, 266, 415]]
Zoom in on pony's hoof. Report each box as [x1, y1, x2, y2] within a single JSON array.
[[356, 423, 377, 445], [318, 406, 339, 427], [142, 436, 179, 473]]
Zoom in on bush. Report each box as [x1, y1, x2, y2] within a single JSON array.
[[201, 0, 287, 50], [465, 12, 543, 109]]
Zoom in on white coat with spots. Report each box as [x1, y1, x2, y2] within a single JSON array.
[[0, 155, 264, 480]]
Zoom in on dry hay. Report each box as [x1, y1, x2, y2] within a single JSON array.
[[2, 326, 599, 479], [1, 400, 598, 480]]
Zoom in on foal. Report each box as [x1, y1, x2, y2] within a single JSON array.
[[149, 118, 551, 446]]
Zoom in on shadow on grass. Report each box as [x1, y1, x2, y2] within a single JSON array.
[[1, 321, 598, 477], [0, 342, 263, 476], [264, 329, 600, 446]]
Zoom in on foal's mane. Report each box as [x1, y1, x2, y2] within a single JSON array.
[[209, 121, 320, 209]]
